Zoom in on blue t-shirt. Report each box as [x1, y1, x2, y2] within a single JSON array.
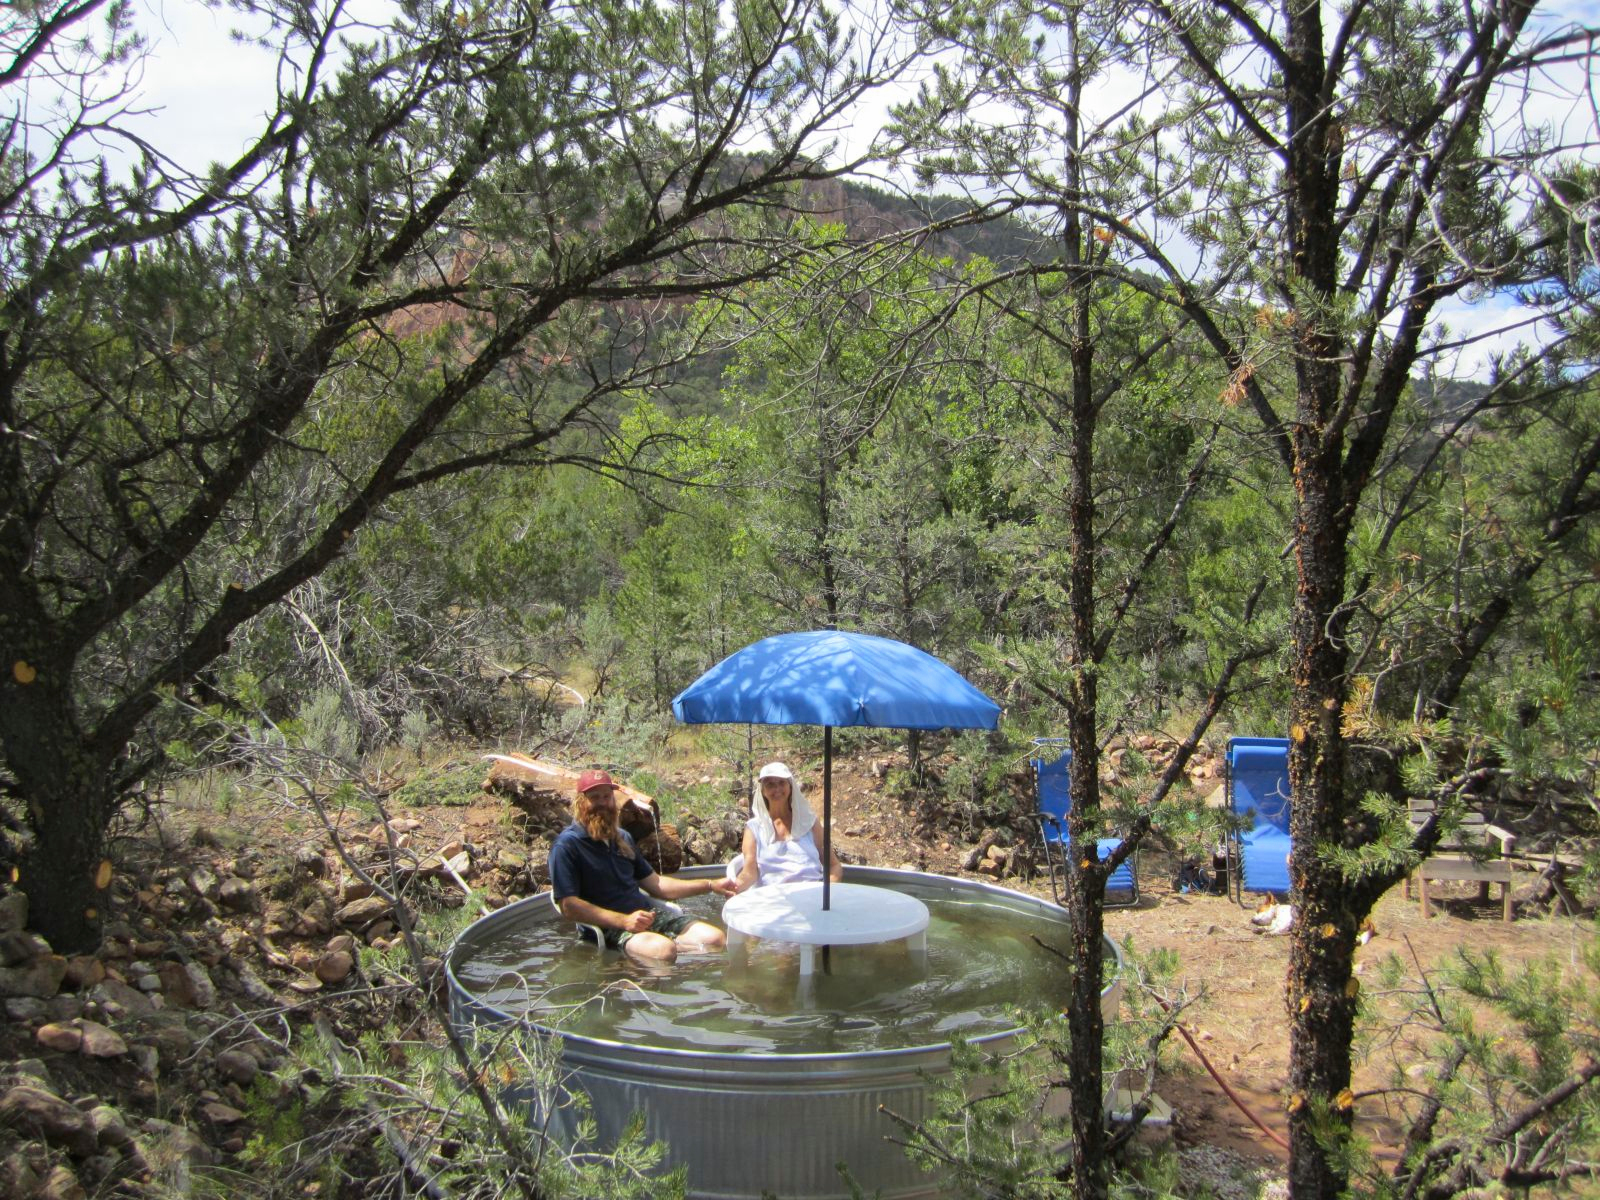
[[549, 822, 654, 913]]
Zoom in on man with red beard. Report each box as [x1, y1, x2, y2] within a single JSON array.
[[549, 770, 736, 962]]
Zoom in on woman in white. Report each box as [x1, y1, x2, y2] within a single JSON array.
[[730, 761, 843, 893]]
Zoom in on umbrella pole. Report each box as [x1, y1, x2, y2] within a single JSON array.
[[823, 726, 833, 912]]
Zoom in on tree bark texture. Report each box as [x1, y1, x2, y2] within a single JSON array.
[[1059, 67, 1112, 1192], [1282, 4, 1362, 1196], [0, 637, 114, 952]]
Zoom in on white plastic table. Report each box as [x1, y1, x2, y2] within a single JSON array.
[[721, 881, 929, 977]]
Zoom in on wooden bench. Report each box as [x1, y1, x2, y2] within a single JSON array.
[[1403, 797, 1517, 922]]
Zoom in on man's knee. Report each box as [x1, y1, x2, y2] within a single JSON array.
[[624, 932, 677, 962], [677, 921, 725, 951]]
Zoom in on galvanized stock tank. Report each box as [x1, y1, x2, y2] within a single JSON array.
[[447, 866, 1124, 1200]]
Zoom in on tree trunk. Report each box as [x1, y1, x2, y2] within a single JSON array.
[[1060, 45, 1110, 1189], [1, 654, 112, 953], [23, 767, 112, 954], [1284, 449, 1361, 1200], [1282, 5, 1360, 1195], [1063, 842, 1108, 1200]]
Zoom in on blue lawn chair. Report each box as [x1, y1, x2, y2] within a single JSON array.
[[1030, 740, 1138, 907], [1225, 736, 1292, 902]]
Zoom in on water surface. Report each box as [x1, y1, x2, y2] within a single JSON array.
[[453, 886, 1075, 1055]]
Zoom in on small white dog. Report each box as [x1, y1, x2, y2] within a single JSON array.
[[1250, 901, 1294, 935]]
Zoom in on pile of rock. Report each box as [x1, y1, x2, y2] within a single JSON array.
[[0, 888, 298, 1195], [961, 827, 1035, 880], [673, 811, 745, 868], [1, 1059, 156, 1198]]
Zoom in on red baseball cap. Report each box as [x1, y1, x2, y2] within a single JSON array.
[[576, 769, 616, 794]]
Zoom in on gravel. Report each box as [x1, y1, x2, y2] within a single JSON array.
[[1176, 1144, 1288, 1200]]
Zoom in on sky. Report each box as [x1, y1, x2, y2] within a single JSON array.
[[130, 0, 344, 168], [109, 0, 1600, 379]]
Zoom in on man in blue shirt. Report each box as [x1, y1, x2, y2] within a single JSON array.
[[549, 769, 737, 962]]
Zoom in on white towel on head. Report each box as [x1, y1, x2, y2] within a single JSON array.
[[751, 770, 817, 844]]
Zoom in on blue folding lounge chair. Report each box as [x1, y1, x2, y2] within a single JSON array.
[[1225, 736, 1292, 902], [1030, 741, 1138, 907]]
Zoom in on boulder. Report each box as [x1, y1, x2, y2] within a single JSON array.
[[634, 825, 684, 875], [6, 996, 48, 1022], [61, 957, 105, 991], [0, 930, 47, 966], [214, 1050, 258, 1088], [315, 950, 354, 985], [0, 1084, 97, 1156], [88, 1104, 136, 1151], [335, 896, 392, 929], [294, 847, 328, 878], [0, 955, 66, 999], [217, 877, 256, 912], [36, 1023, 83, 1053], [86, 978, 154, 1018], [77, 1020, 128, 1057], [0, 891, 27, 934], [693, 812, 745, 861], [40, 1164, 85, 1200], [188, 865, 221, 900], [198, 1101, 247, 1127], [496, 849, 527, 873]]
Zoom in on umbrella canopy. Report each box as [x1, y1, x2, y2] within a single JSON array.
[[672, 631, 1001, 731], [673, 631, 1001, 913]]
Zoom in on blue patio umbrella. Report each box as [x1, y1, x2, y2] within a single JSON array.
[[672, 630, 1001, 909]]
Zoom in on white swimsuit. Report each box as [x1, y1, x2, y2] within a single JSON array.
[[748, 817, 825, 886]]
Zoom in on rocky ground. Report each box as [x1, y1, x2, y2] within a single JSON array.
[[0, 739, 1590, 1198]]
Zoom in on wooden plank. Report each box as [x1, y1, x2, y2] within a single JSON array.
[[1418, 856, 1513, 883]]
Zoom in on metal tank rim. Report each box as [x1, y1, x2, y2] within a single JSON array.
[[446, 863, 1126, 1061]]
